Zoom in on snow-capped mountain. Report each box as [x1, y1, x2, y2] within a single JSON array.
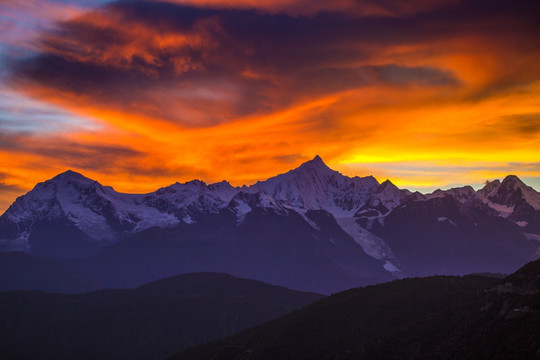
[[247, 155, 412, 218], [478, 175, 540, 212], [0, 156, 539, 294], [477, 175, 540, 235], [143, 179, 237, 223], [0, 171, 237, 257], [426, 185, 497, 217], [246, 156, 411, 267], [248, 155, 380, 216], [0, 156, 412, 259]]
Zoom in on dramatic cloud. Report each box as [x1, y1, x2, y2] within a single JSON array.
[[0, 0, 539, 211], [0, 172, 26, 215], [161, 0, 462, 17]]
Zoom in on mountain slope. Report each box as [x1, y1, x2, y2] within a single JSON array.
[[0, 201, 392, 294], [431, 267, 540, 359], [370, 194, 537, 276], [0, 273, 323, 360], [171, 259, 540, 360], [171, 275, 499, 360]]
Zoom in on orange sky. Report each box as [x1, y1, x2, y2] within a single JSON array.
[[0, 0, 539, 212]]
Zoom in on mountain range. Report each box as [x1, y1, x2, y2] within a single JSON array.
[[1, 156, 539, 294]]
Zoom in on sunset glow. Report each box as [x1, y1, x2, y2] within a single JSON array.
[[1, 0, 539, 211]]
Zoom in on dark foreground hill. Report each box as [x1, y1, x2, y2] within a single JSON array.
[[0, 273, 323, 360], [172, 260, 540, 360]]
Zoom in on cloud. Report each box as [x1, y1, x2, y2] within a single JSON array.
[[8, 0, 478, 129], [0, 0, 539, 202], [0, 131, 141, 171], [273, 154, 306, 164], [0, 171, 27, 213], [496, 113, 540, 136], [160, 0, 462, 17], [0, 171, 25, 193]]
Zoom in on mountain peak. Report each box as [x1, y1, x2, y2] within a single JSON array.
[[501, 175, 525, 188], [184, 179, 207, 187], [380, 179, 397, 189], [53, 169, 88, 180], [295, 155, 333, 174], [55, 169, 85, 179], [498, 175, 529, 197], [478, 175, 540, 211], [303, 155, 328, 166], [477, 179, 501, 199], [52, 170, 95, 185]]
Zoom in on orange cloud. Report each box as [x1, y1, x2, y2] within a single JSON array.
[[1, 0, 539, 212], [40, 10, 222, 75]]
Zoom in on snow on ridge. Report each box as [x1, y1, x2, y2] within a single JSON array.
[[156, 179, 238, 203], [478, 175, 540, 211], [524, 233, 540, 242], [335, 217, 394, 261], [233, 199, 252, 224], [3, 157, 393, 228], [364, 180, 409, 213], [477, 179, 501, 199], [514, 180, 540, 211], [427, 186, 480, 206], [383, 261, 401, 273], [55, 179, 115, 242], [487, 200, 515, 218], [247, 156, 380, 217], [286, 206, 321, 230], [4, 172, 182, 242], [142, 178, 240, 220], [423, 175, 540, 221]]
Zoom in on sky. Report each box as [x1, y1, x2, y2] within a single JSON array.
[[0, 0, 539, 212]]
